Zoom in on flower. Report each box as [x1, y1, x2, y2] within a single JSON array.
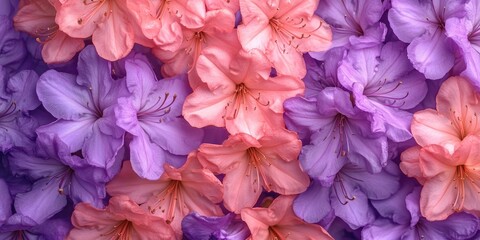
[[0, 16, 28, 74], [56, 0, 137, 61], [410, 76, 480, 153], [36, 46, 125, 178], [67, 195, 175, 240], [0, 215, 72, 240], [400, 135, 480, 220], [197, 130, 309, 213], [388, 0, 466, 79], [182, 212, 250, 240], [337, 41, 427, 142], [13, 0, 85, 64], [183, 49, 304, 139], [0, 179, 12, 227], [114, 54, 203, 180], [106, 153, 224, 236], [240, 195, 333, 240], [237, 0, 332, 78]]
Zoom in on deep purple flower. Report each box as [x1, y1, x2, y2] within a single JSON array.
[[388, 0, 466, 79], [0, 67, 40, 152], [337, 41, 427, 142], [0, 214, 71, 240], [311, 0, 386, 60], [0, 0, 18, 18], [0, 16, 28, 74], [294, 161, 400, 230], [0, 179, 12, 227], [446, 0, 480, 89], [7, 135, 107, 224], [284, 87, 388, 183], [303, 48, 345, 98], [114, 55, 203, 179], [182, 212, 250, 240], [363, 186, 479, 239], [36, 45, 126, 178]]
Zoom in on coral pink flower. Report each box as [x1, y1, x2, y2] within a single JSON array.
[[241, 195, 333, 240], [67, 195, 175, 240], [152, 8, 240, 89], [183, 49, 304, 139], [411, 76, 480, 153], [401, 135, 480, 221], [106, 154, 224, 236], [237, 0, 332, 78], [14, 0, 84, 64], [205, 0, 239, 12], [127, 0, 206, 51], [197, 130, 309, 213], [56, 0, 137, 61]]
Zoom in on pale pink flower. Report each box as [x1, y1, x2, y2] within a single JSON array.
[[182, 49, 304, 139], [237, 0, 332, 78], [67, 195, 175, 240], [14, 0, 85, 64], [127, 0, 206, 51], [106, 154, 224, 236], [197, 130, 309, 213], [152, 8, 240, 89], [401, 135, 480, 221], [241, 195, 333, 240], [205, 0, 239, 12], [56, 0, 137, 61], [411, 76, 480, 153]]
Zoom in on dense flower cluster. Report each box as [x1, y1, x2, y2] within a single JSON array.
[[1, 0, 480, 239]]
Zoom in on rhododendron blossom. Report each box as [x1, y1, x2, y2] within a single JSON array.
[[197, 130, 309, 213], [238, 0, 332, 78], [183, 49, 304, 139]]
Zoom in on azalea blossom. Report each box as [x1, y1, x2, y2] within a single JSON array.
[[400, 135, 480, 221], [56, 0, 137, 61], [115, 54, 203, 180], [106, 154, 224, 236], [183, 49, 304, 139], [238, 0, 332, 78], [197, 130, 309, 212], [411, 76, 480, 153], [67, 195, 175, 240], [240, 195, 333, 240], [13, 0, 85, 64]]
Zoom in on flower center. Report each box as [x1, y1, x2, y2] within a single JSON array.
[[138, 92, 177, 121], [246, 147, 273, 192], [448, 105, 479, 140], [146, 180, 181, 224], [364, 78, 409, 108], [223, 83, 270, 119], [0, 101, 18, 131], [333, 173, 356, 205], [100, 220, 133, 240], [77, 0, 110, 25], [34, 24, 59, 43]]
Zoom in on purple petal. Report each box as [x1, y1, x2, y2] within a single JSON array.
[[6, 70, 40, 111], [0, 179, 12, 226], [14, 178, 67, 224], [293, 180, 332, 223], [388, 0, 438, 42], [418, 212, 479, 240], [361, 218, 410, 240], [182, 212, 249, 240], [129, 130, 166, 180], [36, 119, 94, 152], [349, 23, 387, 49], [7, 150, 65, 180], [37, 70, 92, 120], [284, 96, 326, 142], [330, 188, 376, 229], [407, 30, 454, 80]]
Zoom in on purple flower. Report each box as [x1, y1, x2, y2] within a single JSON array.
[[445, 0, 480, 89], [293, 161, 400, 230], [0, 16, 28, 74], [388, 0, 466, 79], [363, 186, 479, 239], [337, 42, 427, 142], [114, 55, 203, 179], [35, 45, 126, 178], [0, 0, 18, 18], [0, 214, 71, 240], [284, 87, 388, 183], [7, 135, 107, 224], [311, 0, 387, 60], [303, 48, 345, 98], [0, 67, 40, 152], [0, 179, 12, 227], [182, 212, 250, 240]]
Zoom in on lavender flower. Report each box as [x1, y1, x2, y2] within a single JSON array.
[[388, 0, 467, 79], [0, 215, 71, 240], [0, 179, 12, 227], [337, 42, 427, 142], [311, 0, 387, 60], [284, 87, 388, 183], [0, 16, 28, 74], [114, 55, 203, 179], [182, 212, 250, 240], [35, 45, 126, 178]]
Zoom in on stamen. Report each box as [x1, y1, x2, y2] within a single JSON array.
[[246, 148, 273, 192], [222, 84, 270, 120], [100, 220, 133, 240], [333, 174, 355, 205], [146, 180, 182, 224], [138, 92, 177, 119]]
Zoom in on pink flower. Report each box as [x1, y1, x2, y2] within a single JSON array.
[[400, 135, 480, 221], [182, 49, 304, 139], [240, 195, 333, 240], [67, 195, 175, 240], [106, 154, 224, 236], [197, 130, 309, 213], [205, 0, 239, 12], [56, 0, 137, 61], [14, 0, 85, 64], [127, 0, 206, 51], [237, 0, 332, 78], [411, 76, 480, 153], [152, 8, 240, 89]]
